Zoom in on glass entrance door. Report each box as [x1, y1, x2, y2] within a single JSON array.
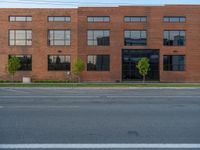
[[122, 49, 160, 81]]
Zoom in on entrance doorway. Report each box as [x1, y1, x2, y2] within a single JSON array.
[[122, 49, 160, 81]]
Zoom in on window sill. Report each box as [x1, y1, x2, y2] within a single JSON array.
[[163, 45, 186, 47], [87, 71, 110, 72], [9, 46, 32, 48], [48, 70, 71, 72], [17, 70, 32, 72], [163, 70, 185, 72], [48, 45, 71, 47]]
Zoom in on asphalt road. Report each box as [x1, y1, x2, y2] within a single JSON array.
[[0, 88, 200, 149]]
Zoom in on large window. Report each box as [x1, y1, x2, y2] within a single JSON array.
[[163, 30, 185, 46], [48, 30, 70, 46], [48, 16, 70, 22], [124, 30, 147, 46], [163, 55, 185, 71], [9, 16, 32, 22], [87, 16, 110, 22], [9, 30, 32, 46], [48, 55, 70, 71], [164, 16, 186, 23], [87, 55, 110, 71], [87, 30, 110, 46], [9, 55, 32, 71], [124, 16, 147, 22]]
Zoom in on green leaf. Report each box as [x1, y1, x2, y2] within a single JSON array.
[[136, 57, 150, 82], [7, 56, 21, 76]]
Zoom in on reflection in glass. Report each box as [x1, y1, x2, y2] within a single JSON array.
[[163, 55, 185, 71], [124, 30, 147, 46], [48, 16, 71, 22], [9, 55, 32, 71], [87, 16, 110, 22], [48, 55, 70, 71], [9, 30, 32, 46], [87, 55, 110, 71], [163, 30, 185, 46], [124, 16, 147, 22], [87, 30, 110, 46], [9, 16, 32, 22], [48, 30, 70, 46]]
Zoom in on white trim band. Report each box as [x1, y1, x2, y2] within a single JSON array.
[[0, 144, 200, 149]]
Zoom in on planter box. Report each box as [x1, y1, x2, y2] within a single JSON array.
[[22, 77, 31, 83]]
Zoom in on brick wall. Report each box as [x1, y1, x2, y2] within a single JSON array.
[[0, 6, 200, 82]]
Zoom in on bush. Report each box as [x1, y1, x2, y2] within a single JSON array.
[[32, 80, 77, 83], [0, 80, 21, 83]]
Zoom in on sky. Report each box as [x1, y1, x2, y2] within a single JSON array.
[[0, 0, 200, 8]]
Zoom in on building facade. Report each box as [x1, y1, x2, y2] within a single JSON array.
[[0, 5, 200, 82]]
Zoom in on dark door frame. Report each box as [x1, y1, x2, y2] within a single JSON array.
[[121, 49, 160, 81]]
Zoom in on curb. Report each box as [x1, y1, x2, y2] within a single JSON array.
[[0, 87, 199, 90]]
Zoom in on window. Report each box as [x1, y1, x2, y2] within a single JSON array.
[[9, 30, 32, 46], [164, 16, 186, 23], [48, 55, 70, 71], [163, 55, 185, 71], [163, 30, 185, 46], [124, 16, 147, 22], [48, 30, 70, 46], [48, 16, 71, 22], [9, 16, 32, 22], [87, 55, 110, 71], [9, 55, 32, 71], [87, 16, 110, 22], [124, 30, 147, 46], [87, 30, 110, 46]]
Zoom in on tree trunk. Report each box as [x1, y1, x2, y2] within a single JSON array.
[[143, 75, 145, 84], [78, 76, 81, 83], [12, 74, 14, 82]]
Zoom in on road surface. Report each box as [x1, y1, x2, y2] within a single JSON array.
[[0, 88, 200, 149]]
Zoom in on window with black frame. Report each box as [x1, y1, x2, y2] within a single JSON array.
[[87, 16, 110, 22], [124, 30, 147, 46], [48, 16, 71, 22], [163, 16, 186, 23], [9, 30, 32, 46], [163, 55, 185, 71], [48, 30, 70, 46], [87, 30, 110, 46], [163, 30, 185, 46], [124, 16, 147, 22], [9, 16, 32, 22], [48, 55, 70, 71], [87, 55, 110, 71], [9, 55, 32, 71]]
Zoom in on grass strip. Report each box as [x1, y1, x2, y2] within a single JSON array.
[[0, 83, 200, 88]]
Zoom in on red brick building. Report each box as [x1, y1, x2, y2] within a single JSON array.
[[0, 5, 200, 82]]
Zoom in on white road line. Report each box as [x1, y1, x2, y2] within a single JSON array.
[[0, 144, 200, 149]]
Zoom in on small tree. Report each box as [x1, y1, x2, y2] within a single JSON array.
[[136, 57, 150, 83], [7, 56, 21, 81], [72, 58, 85, 82]]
